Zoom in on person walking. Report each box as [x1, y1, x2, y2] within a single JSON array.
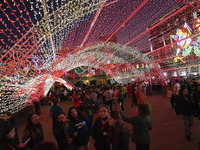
[[175, 87, 194, 141], [172, 80, 181, 108], [193, 84, 200, 119], [116, 87, 124, 111], [132, 83, 137, 107]]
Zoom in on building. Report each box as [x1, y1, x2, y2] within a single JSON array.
[[148, 4, 200, 79]]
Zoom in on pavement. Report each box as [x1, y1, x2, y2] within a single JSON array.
[[16, 94, 200, 150]]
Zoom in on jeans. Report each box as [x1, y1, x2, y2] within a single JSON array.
[[180, 115, 193, 135]]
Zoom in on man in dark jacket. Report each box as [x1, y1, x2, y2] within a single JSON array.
[[175, 87, 194, 141]]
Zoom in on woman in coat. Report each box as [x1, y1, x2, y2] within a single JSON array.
[[119, 104, 152, 150], [92, 105, 110, 150]]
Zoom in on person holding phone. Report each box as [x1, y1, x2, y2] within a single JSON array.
[[22, 113, 44, 149]]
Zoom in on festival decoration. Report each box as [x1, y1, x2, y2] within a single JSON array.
[[0, 0, 187, 115], [170, 22, 200, 62], [194, 17, 200, 32], [75, 66, 95, 75]]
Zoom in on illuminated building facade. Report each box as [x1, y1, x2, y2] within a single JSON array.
[[148, 4, 200, 78]]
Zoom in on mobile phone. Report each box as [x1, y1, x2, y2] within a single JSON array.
[[23, 137, 31, 146]]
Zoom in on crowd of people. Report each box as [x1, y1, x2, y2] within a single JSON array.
[[167, 78, 200, 141], [1, 77, 200, 150], [0, 82, 153, 150]]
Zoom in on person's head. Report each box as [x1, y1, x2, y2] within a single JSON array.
[[108, 111, 123, 127], [99, 105, 110, 120], [56, 111, 66, 122], [175, 79, 179, 83], [137, 104, 151, 116], [0, 123, 15, 140], [30, 114, 39, 124], [179, 87, 188, 96], [68, 107, 83, 120], [2, 112, 12, 122], [25, 113, 40, 130], [33, 141, 57, 150]]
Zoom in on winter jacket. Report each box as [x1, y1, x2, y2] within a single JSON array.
[[120, 112, 152, 144], [175, 95, 194, 116], [92, 117, 110, 150]]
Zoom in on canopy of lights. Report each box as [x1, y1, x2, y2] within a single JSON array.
[[0, 0, 200, 114]]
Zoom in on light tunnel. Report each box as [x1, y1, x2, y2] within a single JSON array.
[[0, 42, 168, 115], [0, 0, 193, 116]]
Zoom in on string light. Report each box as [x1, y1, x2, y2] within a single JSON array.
[[0, 0, 194, 115]]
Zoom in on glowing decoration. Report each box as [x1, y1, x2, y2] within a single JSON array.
[[180, 71, 186, 76], [163, 72, 167, 77], [194, 17, 200, 32], [75, 66, 95, 75], [44, 76, 74, 97], [0, 0, 183, 115], [170, 23, 192, 62], [170, 22, 200, 62], [173, 72, 177, 77], [75, 67, 86, 74]]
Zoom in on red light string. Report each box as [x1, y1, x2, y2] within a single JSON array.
[[125, 5, 189, 46]]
